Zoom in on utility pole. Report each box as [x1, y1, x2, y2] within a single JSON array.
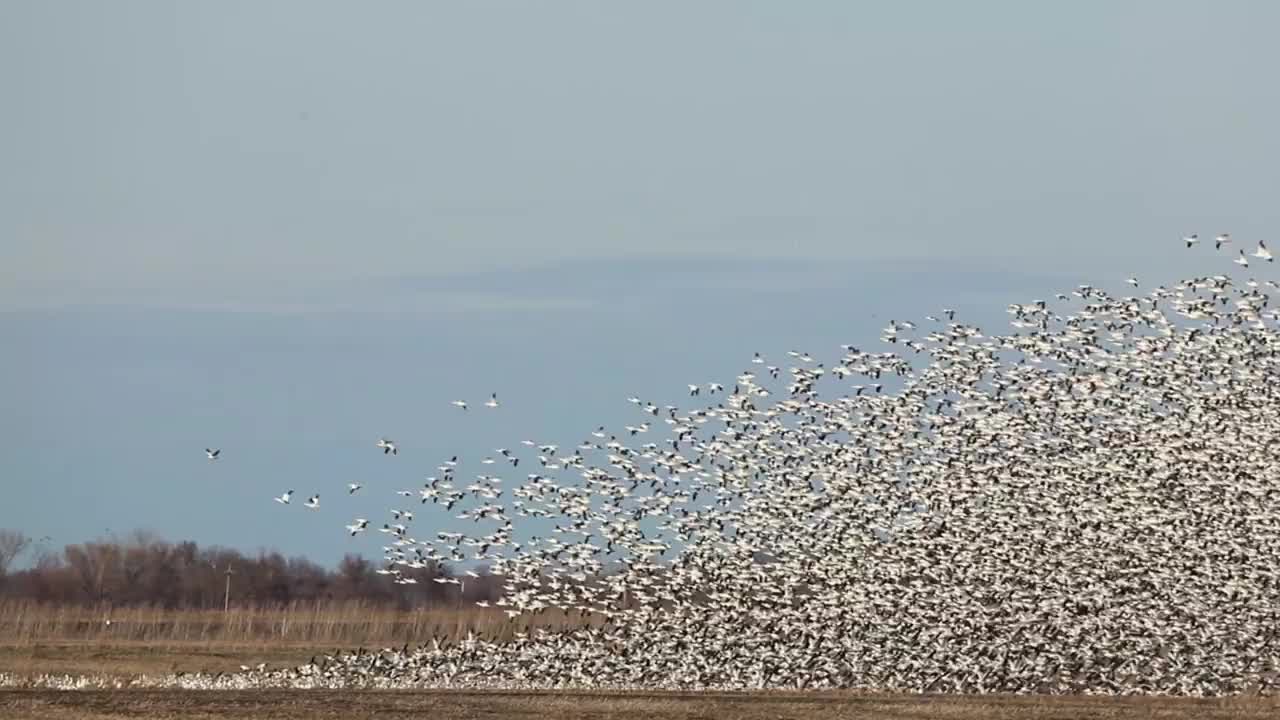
[[223, 564, 234, 613]]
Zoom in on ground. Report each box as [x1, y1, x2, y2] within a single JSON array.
[[0, 641, 327, 678], [3, 689, 1279, 720], [1, 644, 1278, 719]]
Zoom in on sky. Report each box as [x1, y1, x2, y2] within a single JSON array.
[[3, 1, 1280, 566]]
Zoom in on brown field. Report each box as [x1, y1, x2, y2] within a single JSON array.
[[0, 599, 588, 648], [2, 688, 1278, 720], [1, 603, 1278, 719], [0, 599, 593, 680]]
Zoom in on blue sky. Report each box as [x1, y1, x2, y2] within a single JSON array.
[[3, 2, 1279, 565]]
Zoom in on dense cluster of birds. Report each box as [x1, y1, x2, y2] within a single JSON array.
[[176, 243, 1280, 695]]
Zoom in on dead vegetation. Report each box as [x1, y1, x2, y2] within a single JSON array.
[[0, 599, 597, 680], [0, 598, 589, 647]]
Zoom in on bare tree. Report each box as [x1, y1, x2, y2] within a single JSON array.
[[64, 542, 121, 605], [0, 530, 501, 608], [0, 530, 31, 577]]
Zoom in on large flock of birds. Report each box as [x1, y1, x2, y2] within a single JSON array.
[[25, 237, 1280, 696]]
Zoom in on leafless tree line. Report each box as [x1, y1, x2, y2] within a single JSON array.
[[0, 529, 500, 610]]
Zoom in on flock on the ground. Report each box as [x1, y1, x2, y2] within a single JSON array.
[[25, 235, 1280, 695]]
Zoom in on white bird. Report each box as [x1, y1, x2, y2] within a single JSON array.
[[1216, 233, 1232, 249], [1235, 250, 1249, 267], [345, 519, 368, 536], [1125, 277, 1139, 287], [347, 483, 362, 494], [1253, 240, 1273, 262], [484, 393, 500, 408], [205, 448, 220, 461], [274, 490, 293, 505], [376, 439, 398, 455], [452, 400, 469, 410], [1184, 234, 1199, 248], [304, 494, 320, 510]]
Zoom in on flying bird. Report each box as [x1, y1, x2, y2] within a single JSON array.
[[1253, 240, 1273, 262], [205, 448, 220, 461]]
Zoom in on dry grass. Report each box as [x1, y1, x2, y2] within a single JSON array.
[[0, 599, 595, 680], [0, 689, 1277, 720], [0, 641, 321, 678], [0, 599, 591, 647]]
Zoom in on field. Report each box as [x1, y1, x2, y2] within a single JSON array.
[[4, 686, 1279, 720], [0, 599, 588, 677], [1, 603, 1278, 719], [0, 599, 583, 647]]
